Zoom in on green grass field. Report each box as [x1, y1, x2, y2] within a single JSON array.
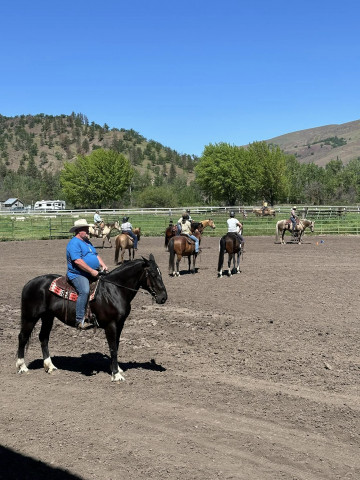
[[0, 210, 359, 241]]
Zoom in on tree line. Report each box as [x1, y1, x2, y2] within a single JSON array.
[[0, 113, 359, 207]]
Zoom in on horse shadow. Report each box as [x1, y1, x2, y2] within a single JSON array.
[[28, 353, 166, 377]]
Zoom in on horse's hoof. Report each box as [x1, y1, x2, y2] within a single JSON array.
[[16, 358, 29, 374], [176, 272, 180, 277], [111, 372, 125, 382]]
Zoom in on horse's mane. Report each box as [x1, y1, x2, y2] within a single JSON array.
[[107, 258, 144, 277]]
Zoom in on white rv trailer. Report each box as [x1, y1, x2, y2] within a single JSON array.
[[34, 200, 66, 211]]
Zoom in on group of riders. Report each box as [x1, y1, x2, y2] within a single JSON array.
[[68, 204, 298, 329]]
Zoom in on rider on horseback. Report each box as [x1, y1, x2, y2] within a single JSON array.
[[94, 210, 103, 236], [67, 219, 108, 330], [121, 216, 138, 250], [180, 213, 199, 253], [227, 211, 245, 251], [290, 206, 297, 234], [177, 209, 192, 235]]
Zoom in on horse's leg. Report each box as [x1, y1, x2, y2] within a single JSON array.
[[236, 251, 241, 273], [104, 322, 125, 382], [16, 315, 40, 374], [176, 254, 181, 276], [39, 314, 57, 373], [227, 254, 232, 276]]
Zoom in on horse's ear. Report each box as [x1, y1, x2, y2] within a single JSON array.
[[149, 253, 155, 262]]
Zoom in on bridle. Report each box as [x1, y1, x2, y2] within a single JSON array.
[[100, 265, 158, 299]]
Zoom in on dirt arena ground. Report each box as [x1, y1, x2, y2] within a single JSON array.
[[0, 234, 359, 480]]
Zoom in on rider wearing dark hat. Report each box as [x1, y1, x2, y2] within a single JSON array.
[[121, 215, 138, 250], [227, 211, 245, 251]]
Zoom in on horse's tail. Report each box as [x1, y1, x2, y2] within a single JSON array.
[[114, 237, 120, 264], [164, 231, 169, 248], [168, 238, 175, 274], [217, 236, 226, 272]]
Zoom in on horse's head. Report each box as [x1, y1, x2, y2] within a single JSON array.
[[208, 219, 216, 229], [309, 220, 315, 232], [135, 227, 141, 240], [142, 254, 167, 304], [114, 221, 121, 230]]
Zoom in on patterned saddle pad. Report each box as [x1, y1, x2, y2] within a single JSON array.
[[49, 276, 99, 302]]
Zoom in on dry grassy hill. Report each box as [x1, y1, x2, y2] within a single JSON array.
[[264, 120, 360, 166]]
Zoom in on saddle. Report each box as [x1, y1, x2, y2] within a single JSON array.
[[49, 276, 99, 302], [286, 218, 300, 226], [121, 231, 134, 244], [180, 234, 195, 245]]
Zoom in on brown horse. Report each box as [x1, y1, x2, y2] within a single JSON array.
[[275, 219, 315, 244], [89, 221, 120, 248], [168, 230, 201, 276], [217, 233, 242, 277], [164, 218, 215, 248], [253, 207, 276, 217], [114, 228, 141, 264]]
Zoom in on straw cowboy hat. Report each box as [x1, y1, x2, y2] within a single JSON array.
[[69, 219, 91, 233]]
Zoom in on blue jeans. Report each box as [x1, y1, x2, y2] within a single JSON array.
[[70, 275, 90, 324], [123, 230, 138, 248], [291, 218, 297, 231], [188, 234, 199, 253]]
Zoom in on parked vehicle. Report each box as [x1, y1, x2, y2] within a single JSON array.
[[34, 200, 66, 211]]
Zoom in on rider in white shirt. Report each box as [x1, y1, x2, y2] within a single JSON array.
[[227, 211, 245, 251], [93, 211, 103, 234], [121, 216, 138, 250]]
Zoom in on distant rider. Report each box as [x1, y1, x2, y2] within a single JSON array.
[[227, 211, 245, 251], [180, 213, 199, 254], [93, 210, 103, 235], [177, 209, 192, 235], [121, 216, 138, 250], [290, 206, 297, 234]]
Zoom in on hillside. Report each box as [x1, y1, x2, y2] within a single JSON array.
[[264, 120, 360, 166], [0, 113, 197, 182]]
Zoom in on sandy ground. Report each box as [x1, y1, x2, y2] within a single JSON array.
[[0, 233, 359, 480]]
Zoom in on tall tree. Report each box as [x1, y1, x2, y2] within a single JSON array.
[[60, 149, 134, 208], [247, 142, 288, 206]]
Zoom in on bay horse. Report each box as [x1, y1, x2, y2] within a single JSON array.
[[275, 218, 315, 244], [114, 228, 141, 264], [217, 232, 242, 277], [168, 230, 201, 276], [164, 218, 215, 248], [16, 254, 167, 382], [89, 221, 120, 248]]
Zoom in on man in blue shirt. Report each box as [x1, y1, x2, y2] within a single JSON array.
[[67, 219, 108, 329]]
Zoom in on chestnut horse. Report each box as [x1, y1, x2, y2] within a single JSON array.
[[89, 221, 120, 248], [164, 218, 215, 248], [168, 230, 201, 276], [217, 232, 242, 277], [275, 219, 315, 244], [114, 228, 141, 264]]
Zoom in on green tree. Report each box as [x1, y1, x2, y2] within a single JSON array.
[[137, 185, 178, 207], [195, 143, 245, 205], [247, 142, 288, 205], [60, 149, 134, 208]]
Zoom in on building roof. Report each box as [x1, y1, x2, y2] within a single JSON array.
[[4, 198, 23, 206]]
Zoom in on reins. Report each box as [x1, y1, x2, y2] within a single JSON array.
[[99, 270, 153, 297]]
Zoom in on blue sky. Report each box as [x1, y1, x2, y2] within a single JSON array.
[[1, 0, 359, 156]]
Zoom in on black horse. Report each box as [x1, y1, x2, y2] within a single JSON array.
[[217, 233, 242, 277], [16, 254, 167, 382]]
